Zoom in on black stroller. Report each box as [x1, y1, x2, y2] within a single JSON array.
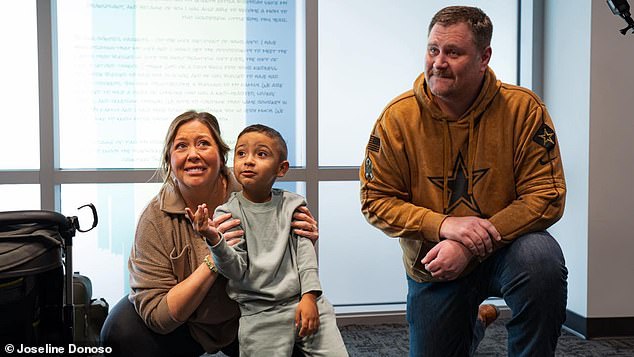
[[0, 204, 97, 345]]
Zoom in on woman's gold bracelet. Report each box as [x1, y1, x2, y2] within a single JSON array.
[[204, 254, 218, 273]]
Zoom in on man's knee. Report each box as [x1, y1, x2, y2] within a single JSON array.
[[508, 231, 567, 279], [499, 232, 568, 307]]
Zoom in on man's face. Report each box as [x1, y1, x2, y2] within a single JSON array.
[[424, 22, 491, 104]]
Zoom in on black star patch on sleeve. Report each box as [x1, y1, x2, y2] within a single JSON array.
[[532, 123, 557, 151]]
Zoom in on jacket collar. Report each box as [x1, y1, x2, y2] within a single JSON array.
[[159, 184, 187, 215]]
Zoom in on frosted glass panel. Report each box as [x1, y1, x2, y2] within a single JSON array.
[[319, 181, 406, 310], [0, 1, 39, 169], [56, 0, 305, 169], [61, 183, 161, 305], [273, 181, 305, 196], [319, 0, 518, 166], [0, 185, 40, 211]]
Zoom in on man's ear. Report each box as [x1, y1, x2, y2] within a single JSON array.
[[277, 160, 290, 177], [480, 46, 492, 71]]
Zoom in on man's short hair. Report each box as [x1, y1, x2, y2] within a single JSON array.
[[237, 124, 288, 162], [428, 6, 493, 51]]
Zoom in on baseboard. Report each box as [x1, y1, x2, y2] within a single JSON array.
[[335, 304, 512, 327], [336, 308, 634, 339], [336, 310, 406, 327], [564, 309, 634, 339]]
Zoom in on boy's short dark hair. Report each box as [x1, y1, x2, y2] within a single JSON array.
[[237, 124, 288, 162]]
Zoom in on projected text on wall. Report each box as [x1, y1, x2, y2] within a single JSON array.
[[57, 0, 300, 169]]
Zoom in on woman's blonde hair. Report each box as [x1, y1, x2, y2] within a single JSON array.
[[158, 110, 230, 188]]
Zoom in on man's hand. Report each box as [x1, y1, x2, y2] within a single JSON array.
[[295, 292, 320, 337], [439, 216, 501, 257], [421, 240, 473, 281]]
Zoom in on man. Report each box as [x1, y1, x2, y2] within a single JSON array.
[[360, 6, 568, 357]]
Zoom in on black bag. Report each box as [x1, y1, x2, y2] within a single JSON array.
[[73, 272, 109, 346]]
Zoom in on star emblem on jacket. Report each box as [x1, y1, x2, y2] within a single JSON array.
[[532, 123, 556, 151], [428, 152, 489, 215]]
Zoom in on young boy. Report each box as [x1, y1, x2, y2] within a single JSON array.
[[187, 124, 348, 357]]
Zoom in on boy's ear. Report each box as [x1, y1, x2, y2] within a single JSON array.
[[277, 160, 290, 177]]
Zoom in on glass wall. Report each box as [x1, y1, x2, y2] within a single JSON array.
[[60, 183, 159, 304], [317, 0, 518, 310], [53, 0, 306, 304], [1, 0, 519, 313], [56, 0, 305, 169], [318, 181, 407, 311], [0, 185, 40, 211], [0, 1, 39, 170], [319, 0, 518, 167]]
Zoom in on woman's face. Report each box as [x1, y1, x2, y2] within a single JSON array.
[[170, 120, 222, 192]]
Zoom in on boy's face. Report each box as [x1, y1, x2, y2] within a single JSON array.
[[233, 131, 289, 201]]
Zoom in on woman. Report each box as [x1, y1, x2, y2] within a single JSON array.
[[101, 111, 319, 357]]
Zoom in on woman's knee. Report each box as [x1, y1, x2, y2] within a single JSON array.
[[100, 295, 148, 352], [100, 295, 206, 357]]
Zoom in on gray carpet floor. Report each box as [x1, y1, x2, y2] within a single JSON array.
[[339, 319, 634, 356], [207, 318, 634, 356]]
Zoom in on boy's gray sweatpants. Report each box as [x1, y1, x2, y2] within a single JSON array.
[[238, 296, 348, 357]]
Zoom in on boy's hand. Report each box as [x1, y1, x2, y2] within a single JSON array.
[[295, 292, 320, 337], [185, 204, 221, 246]]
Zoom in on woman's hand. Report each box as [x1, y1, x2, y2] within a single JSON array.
[[292, 206, 319, 244]]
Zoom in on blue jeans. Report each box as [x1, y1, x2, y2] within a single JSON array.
[[406, 231, 568, 357]]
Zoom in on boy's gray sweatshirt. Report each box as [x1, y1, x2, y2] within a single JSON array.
[[209, 189, 322, 316]]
